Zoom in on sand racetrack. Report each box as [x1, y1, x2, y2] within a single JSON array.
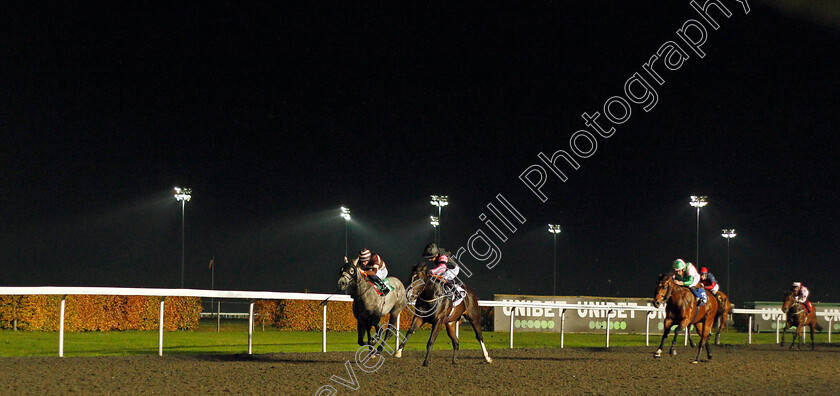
[[2, 344, 839, 395]]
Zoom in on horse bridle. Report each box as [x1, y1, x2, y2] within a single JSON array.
[[654, 279, 672, 305], [407, 272, 448, 303], [340, 265, 371, 295]]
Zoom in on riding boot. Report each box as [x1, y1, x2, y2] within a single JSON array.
[[368, 275, 389, 295]]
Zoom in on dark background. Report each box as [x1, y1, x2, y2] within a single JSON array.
[[2, 2, 838, 305]]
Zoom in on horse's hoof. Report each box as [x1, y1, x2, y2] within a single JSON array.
[[692, 360, 699, 364], [422, 361, 430, 367], [486, 357, 493, 363], [394, 349, 402, 358], [654, 350, 662, 358], [669, 349, 677, 357]]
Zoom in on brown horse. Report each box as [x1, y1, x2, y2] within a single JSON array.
[[780, 291, 822, 351], [688, 290, 732, 347], [652, 272, 719, 363], [394, 261, 492, 366]]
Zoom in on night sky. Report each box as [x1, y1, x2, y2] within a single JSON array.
[[2, 2, 838, 305]]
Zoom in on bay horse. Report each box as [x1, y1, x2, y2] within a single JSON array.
[[395, 261, 492, 366], [652, 272, 719, 363], [780, 290, 822, 351], [337, 258, 406, 350], [687, 290, 732, 347]]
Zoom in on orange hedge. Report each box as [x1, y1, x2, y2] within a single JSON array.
[[0, 295, 201, 331], [256, 300, 426, 331]]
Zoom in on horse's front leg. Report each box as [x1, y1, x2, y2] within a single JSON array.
[[395, 315, 423, 358], [670, 320, 690, 356], [655, 318, 673, 358], [780, 320, 788, 347], [692, 321, 705, 363], [422, 321, 445, 367], [357, 320, 367, 347], [371, 322, 383, 353], [809, 323, 816, 351], [444, 321, 459, 365], [793, 325, 803, 351]]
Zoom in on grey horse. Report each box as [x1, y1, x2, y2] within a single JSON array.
[[337, 259, 406, 349]]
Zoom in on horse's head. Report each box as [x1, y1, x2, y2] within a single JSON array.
[[337, 261, 358, 292], [782, 290, 796, 312], [407, 261, 430, 286], [653, 272, 675, 308]]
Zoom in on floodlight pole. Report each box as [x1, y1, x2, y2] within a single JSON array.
[[430, 216, 439, 243], [722, 229, 736, 298], [174, 187, 192, 289], [430, 195, 449, 245], [690, 196, 708, 267], [340, 207, 351, 257], [181, 200, 185, 288], [548, 224, 562, 296]]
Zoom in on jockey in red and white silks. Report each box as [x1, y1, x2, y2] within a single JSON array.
[[357, 249, 389, 295], [791, 281, 811, 313]]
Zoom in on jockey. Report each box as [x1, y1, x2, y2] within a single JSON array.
[[698, 267, 720, 295], [791, 282, 811, 314], [422, 243, 465, 301], [672, 259, 708, 306], [357, 249, 389, 295]]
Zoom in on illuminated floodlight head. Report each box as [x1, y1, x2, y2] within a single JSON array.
[[340, 206, 351, 221], [174, 187, 192, 202], [430, 195, 449, 207], [430, 216, 439, 227], [548, 224, 562, 234], [721, 229, 737, 239], [689, 195, 708, 208]]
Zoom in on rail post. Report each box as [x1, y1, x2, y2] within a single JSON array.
[[560, 309, 566, 349], [395, 312, 400, 351], [509, 308, 515, 349], [828, 316, 833, 343], [748, 315, 753, 344], [248, 301, 254, 355], [646, 310, 655, 347], [606, 309, 614, 348], [322, 303, 327, 353], [158, 298, 165, 356], [59, 295, 66, 357]]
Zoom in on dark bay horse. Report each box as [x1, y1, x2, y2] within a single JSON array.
[[337, 259, 406, 350], [780, 291, 822, 351], [395, 262, 492, 366], [652, 272, 719, 363], [711, 290, 732, 345]]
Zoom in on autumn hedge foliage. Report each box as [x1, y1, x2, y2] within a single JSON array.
[[0, 295, 201, 331], [253, 300, 495, 332], [254, 300, 414, 331]]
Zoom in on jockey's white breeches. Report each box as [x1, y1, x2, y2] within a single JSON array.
[[441, 266, 459, 282]]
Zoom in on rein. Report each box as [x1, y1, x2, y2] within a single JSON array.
[[342, 267, 380, 299], [412, 273, 449, 303]]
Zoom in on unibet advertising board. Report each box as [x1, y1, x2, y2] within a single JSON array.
[[744, 301, 840, 332], [493, 294, 666, 334]]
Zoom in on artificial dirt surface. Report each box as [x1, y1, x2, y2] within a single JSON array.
[[1, 344, 839, 395]]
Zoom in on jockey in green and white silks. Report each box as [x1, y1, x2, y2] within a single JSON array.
[[672, 259, 708, 306]]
